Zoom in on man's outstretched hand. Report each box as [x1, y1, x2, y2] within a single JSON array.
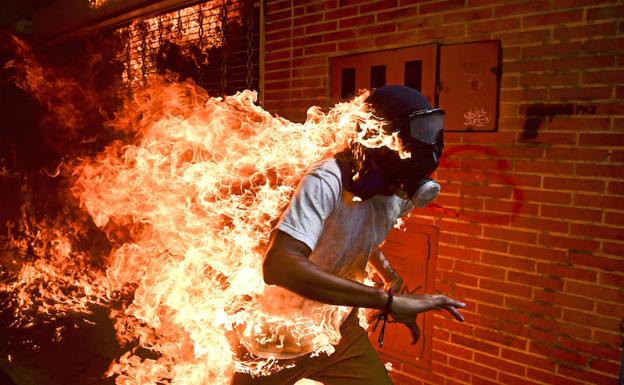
[[390, 294, 465, 344]]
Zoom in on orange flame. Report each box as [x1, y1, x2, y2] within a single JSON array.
[[2, 31, 406, 382], [72, 76, 387, 383]]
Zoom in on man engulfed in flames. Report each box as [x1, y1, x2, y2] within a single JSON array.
[[232, 85, 465, 385], [3, 40, 464, 384]]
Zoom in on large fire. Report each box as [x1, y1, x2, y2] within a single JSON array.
[[1, 38, 402, 384]]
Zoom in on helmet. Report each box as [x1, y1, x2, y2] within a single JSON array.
[[364, 85, 445, 205]]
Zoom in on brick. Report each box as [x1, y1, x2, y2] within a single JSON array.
[[596, 103, 624, 115], [358, 0, 398, 14], [557, 364, 618, 385], [544, 147, 609, 162], [506, 296, 560, 319], [294, 12, 323, 26], [554, 22, 617, 40], [539, 234, 600, 252], [611, 150, 624, 163], [451, 334, 500, 356], [337, 37, 374, 51], [584, 69, 624, 84], [455, 260, 506, 280], [553, 0, 617, 7], [457, 235, 508, 253], [498, 372, 543, 385], [552, 54, 616, 70], [599, 271, 624, 287], [574, 193, 624, 210], [434, 340, 474, 360], [438, 220, 483, 236], [549, 86, 613, 100], [338, 14, 375, 29], [444, 8, 493, 23], [485, 200, 539, 216], [578, 133, 624, 146], [529, 341, 588, 366], [501, 348, 556, 372], [456, 286, 504, 306], [587, 4, 624, 20], [594, 329, 622, 346], [440, 270, 479, 287], [547, 117, 611, 131], [549, 292, 595, 311], [480, 278, 532, 298], [523, 10, 583, 28], [609, 181, 624, 195], [324, 6, 358, 21], [565, 281, 624, 303], [522, 42, 583, 58], [526, 368, 585, 385], [304, 43, 337, 55], [461, 184, 512, 199], [266, 39, 292, 51], [591, 359, 620, 374], [495, 0, 551, 17], [501, 88, 549, 101], [377, 6, 420, 22], [305, 21, 337, 34], [536, 262, 597, 282], [322, 29, 357, 42], [521, 189, 572, 205], [543, 177, 605, 193], [521, 72, 580, 87], [570, 223, 624, 241], [416, 24, 466, 40], [420, 0, 465, 14], [583, 36, 624, 52], [514, 160, 574, 175], [596, 301, 624, 319], [357, 22, 396, 37], [483, 226, 537, 244], [469, 17, 522, 34], [304, 0, 336, 14], [511, 216, 569, 234], [521, 132, 578, 145], [561, 336, 621, 360], [508, 271, 563, 291], [570, 252, 624, 271], [481, 251, 536, 272], [449, 356, 498, 379], [605, 211, 624, 225], [540, 204, 602, 222]]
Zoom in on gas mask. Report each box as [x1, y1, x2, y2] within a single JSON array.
[[392, 108, 445, 206], [339, 86, 445, 206]]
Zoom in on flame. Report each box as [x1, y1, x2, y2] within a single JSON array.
[[2, 49, 401, 383]]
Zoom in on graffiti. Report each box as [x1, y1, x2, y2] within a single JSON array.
[[463, 107, 491, 128], [426, 145, 524, 225], [520, 103, 597, 140]]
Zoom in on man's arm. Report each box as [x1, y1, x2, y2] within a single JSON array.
[[368, 246, 403, 293], [263, 230, 389, 310], [263, 230, 465, 343]]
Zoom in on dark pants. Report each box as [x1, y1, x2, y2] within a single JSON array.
[[231, 310, 393, 385]]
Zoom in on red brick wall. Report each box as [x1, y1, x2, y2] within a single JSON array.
[[263, 1, 624, 384]]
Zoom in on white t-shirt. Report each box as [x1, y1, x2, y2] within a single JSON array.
[[240, 158, 413, 359]]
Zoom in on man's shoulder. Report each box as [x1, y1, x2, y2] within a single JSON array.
[[306, 158, 342, 187]]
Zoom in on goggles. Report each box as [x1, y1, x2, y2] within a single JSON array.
[[405, 108, 445, 146]]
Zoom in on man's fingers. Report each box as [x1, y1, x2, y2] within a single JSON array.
[[407, 321, 420, 344], [444, 306, 465, 322], [432, 295, 466, 309]]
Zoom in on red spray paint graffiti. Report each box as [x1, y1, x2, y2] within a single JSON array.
[[425, 145, 524, 224]]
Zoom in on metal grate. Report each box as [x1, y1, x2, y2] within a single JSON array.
[[115, 0, 259, 97]]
